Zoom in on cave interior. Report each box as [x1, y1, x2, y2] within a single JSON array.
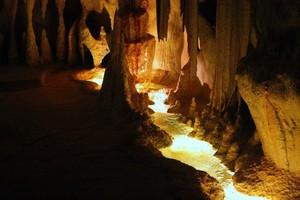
[[0, 0, 299, 199]]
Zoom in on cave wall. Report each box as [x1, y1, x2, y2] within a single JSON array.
[[236, 0, 300, 175], [78, 0, 114, 67], [0, 0, 117, 67]]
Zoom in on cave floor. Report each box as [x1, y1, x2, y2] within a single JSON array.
[[0, 67, 205, 200]]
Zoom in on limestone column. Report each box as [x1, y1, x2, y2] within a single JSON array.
[[25, 0, 40, 66], [40, 0, 53, 63], [8, 0, 19, 65], [56, 0, 66, 62]]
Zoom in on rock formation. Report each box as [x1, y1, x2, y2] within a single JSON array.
[[119, 1, 155, 83], [40, 0, 53, 63], [148, 0, 183, 84], [78, 0, 114, 67], [211, 0, 252, 111], [236, 0, 300, 176], [25, 0, 40, 66]]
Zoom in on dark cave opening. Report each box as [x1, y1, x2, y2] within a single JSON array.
[[86, 8, 112, 40], [63, 0, 82, 35]]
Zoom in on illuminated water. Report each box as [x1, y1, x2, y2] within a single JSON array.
[[85, 75, 267, 200], [151, 106, 267, 200]]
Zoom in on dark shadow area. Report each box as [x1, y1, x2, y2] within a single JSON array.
[[32, 0, 43, 54], [63, 0, 82, 35], [85, 8, 112, 40], [0, 34, 9, 66], [14, 0, 27, 65], [83, 44, 94, 69], [45, 0, 59, 61], [198, 0, 216, 27]]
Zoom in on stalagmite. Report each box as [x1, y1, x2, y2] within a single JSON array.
[[56, 0, 66, 62], [25, 0, 40, 66], [99, 12, 150, 117], [8, 0, 19, 65], [67, 20, 79, 66], [40, 0, 53, 63], [40, 30, 53, 63]]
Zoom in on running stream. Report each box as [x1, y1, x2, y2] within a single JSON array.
[[148, 89, 267, 200], [82, 74, 267, 199]]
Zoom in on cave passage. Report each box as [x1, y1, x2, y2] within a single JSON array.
[[149, 92, 268, 200]]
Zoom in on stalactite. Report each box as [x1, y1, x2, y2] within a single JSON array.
[[211, 0, 251, 111], [8, 0, 19, 65], [156, 0, 170, 41], [186, 0, 198, 79], [197, 12, 216, 89], [55, 0, 66, 62], [180, 0, 198, 79], [25, 0, 40, 66], [148, 0, 182, 82]]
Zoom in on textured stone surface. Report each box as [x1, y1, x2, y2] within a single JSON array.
[[78, 4, 112, 67], [125, 34, 155, 81], [122, 9, 149, 43], [147, 0, 182, 76], [237, 71, 300, 175], [236, 0, 300, 176], [211, 0, 251, 111], [234, 156, 300, 200]]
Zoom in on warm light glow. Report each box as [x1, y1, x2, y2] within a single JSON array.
[[73, 67, 105, 90], [74, 67, 268, 199], [169, 135, 215, 153], [135, 83, 170, 113], [89, 77, 104, 86], [161, 134, 268, 200], [148, 89, 169, 113], [155, 112, 269, 200]]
